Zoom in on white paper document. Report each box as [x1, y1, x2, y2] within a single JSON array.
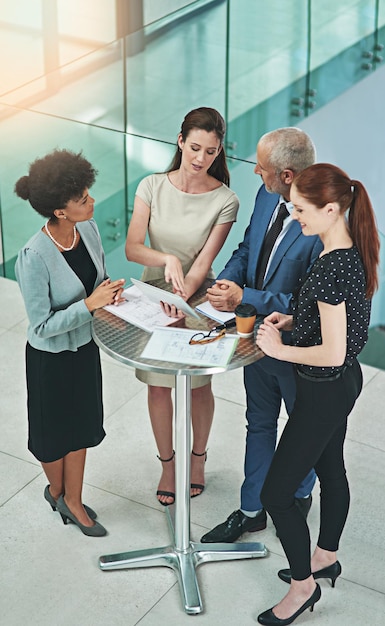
[[130, 278, 200, 319], [104, 285, 179, 333], [140, 327, 239, 367], [195, 299, 235, 324]]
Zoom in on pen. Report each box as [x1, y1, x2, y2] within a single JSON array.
[[214, 319, 236, 332]]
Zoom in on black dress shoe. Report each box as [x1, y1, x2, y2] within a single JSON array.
[[294, 494, 312, 519], [278, 561, 341, 587], [200, 509, 267, 543]]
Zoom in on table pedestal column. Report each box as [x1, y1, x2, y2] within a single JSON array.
[[99, 374, 268, 615]]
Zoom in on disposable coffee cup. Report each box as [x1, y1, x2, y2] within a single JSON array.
[[234, 304, 257, 337]]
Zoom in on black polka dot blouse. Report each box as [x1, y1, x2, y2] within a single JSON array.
[[291, 246, 370, 377]]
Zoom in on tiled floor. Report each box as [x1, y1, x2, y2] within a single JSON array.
[[1, 276, 384, 625]]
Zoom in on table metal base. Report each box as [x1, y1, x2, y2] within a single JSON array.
[[99, 506, 268, 615], [98, 373, 267, 614]]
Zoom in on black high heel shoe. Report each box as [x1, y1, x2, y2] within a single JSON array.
[[44, 485, 97, 520], [156, 450, 175, 506], [257, 584, 321, 625], [278, 561, 341, 588], [191, 449, 207, 498], [56, 496, 107, 537]]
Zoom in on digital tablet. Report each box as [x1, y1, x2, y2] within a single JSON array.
[[130, 278, 200, 319]]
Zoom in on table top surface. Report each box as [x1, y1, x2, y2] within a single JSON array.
[[92, 280, 264, 376]]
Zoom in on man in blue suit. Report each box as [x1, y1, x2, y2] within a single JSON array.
[[201, 128, 323, 543]]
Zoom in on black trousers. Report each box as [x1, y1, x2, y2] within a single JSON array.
[[261, 359, 363, 580]]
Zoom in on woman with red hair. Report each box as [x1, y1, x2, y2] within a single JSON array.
[[256, 163, 380, 625]]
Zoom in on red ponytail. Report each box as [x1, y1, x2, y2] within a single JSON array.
[[294, 164, 380, 298]]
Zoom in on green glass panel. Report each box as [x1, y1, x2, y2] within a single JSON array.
[[377, 1, 385, 56], [212, 153, 259, 275], [227, 0, 308, 119], [0, 0, 118, 100], [105, 133, 177, 281], [56, 0, 117, 64], [359, 228, 385, 369], [227, 75, 308, 161], [369, 230, 385, 328], [0, 0, 43, 97], [226, 0, 308, 160], [307, 32, 376, 111], [306, 0, 378, 114], [379, 0, 385, 27], [124, 1, 227, 143], [143, 1, 201, 24], [0, 40, 126, 133], [125, 133, 175, 208], [310, 0, 377, 71], [0, 104, 126, 278]]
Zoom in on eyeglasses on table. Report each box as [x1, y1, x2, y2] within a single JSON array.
[[188, 327, 226, 345]]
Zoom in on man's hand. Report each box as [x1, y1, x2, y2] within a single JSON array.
[[206, 279, 243, 311]]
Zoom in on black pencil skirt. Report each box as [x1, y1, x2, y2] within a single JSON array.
[[26, 339, 105, 463]]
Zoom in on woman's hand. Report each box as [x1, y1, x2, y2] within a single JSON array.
[[164, 254, 186, 297], [263, 311, 293, 331], [256, 312, 293, 358], [160, 301, 185, 319], [85, 278, 125, 312], [256, 319, 284, 359]]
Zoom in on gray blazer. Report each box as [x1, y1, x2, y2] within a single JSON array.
[[15, 219, 107, 352]]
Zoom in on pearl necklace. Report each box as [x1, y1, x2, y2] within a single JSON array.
[[44, 220, 77, 251]]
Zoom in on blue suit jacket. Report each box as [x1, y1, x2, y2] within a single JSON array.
[[218, 185, 323, 316]]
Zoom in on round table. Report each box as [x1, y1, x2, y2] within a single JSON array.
[[92, 281, 268, 615]]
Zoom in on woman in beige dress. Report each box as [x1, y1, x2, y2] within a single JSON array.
[[125, 107, 239, 505]]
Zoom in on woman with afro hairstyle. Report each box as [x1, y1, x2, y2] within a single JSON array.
[[15, 149, 125, 537]]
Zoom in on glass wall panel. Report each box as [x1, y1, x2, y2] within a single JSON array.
[[310, 0, 377, 70], [377, 0, 385, 55], [124, 0, 227, 143], [0, 41, 125, 132], [144, 0, 202, 24], [0, 0, 44, 96], [226, 0, 308, 160], [212, 153, 257, 275], [0, 0, 117, 100], [57, 0, 116, 65], [359, 231, 385, 369], [106, 133, 178, 280], [227, 0, 308, 119], [0, 104, 126, 277], [308, 0, 377, 112], [370, 231, 385, 327], [379, 0, 385, 27], [125, 134, 175, 209]]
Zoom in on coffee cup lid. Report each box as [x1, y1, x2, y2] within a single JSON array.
[[235, 303, 257, 317]]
